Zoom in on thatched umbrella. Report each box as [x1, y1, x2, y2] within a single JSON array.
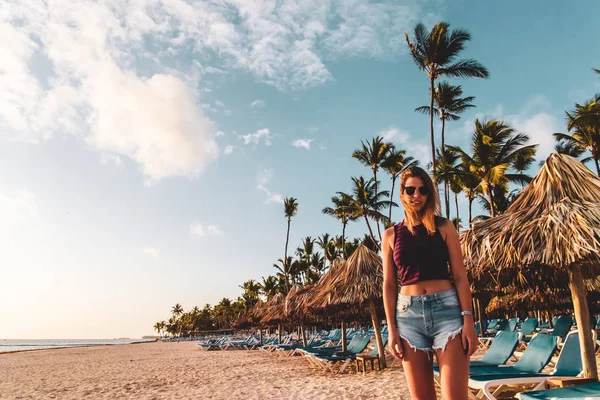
[[310, 245, 387, 369], [462, 152, 600, 379], [260, 292, 286, 344]]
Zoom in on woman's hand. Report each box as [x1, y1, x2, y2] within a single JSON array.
[[389, 331, 404, 361], [462, 322, 478, 358]]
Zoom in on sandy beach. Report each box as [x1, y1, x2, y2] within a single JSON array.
[[0, 341, 420, 399]]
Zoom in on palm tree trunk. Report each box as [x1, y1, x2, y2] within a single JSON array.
[[488, 187, 496, 218], [454, 192, 459, 228], [373, 170, 382, 242], [369, 297, 387, 369], [468, 196, 474, 227], [445, 182, 450, 219], [363, 214, 380, 251], [568, 264, 598, 379], [284, 218, 291, 260], [429, 74, 436, 174], [342, 221, 347, 258], [388, 174, 397, 221], [441, 117, 450, 218]]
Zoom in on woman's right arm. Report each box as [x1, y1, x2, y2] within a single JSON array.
[[382, 227, 403, 360]]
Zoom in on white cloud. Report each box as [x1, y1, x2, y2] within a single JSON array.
[[292, 138, 313, 150], [215, 100, 225, 107], [100, 153, 123, 166], [201, 103, 218, 113], [223, 109, 232, 116], [216, 131, 225, 137], [241, 128, 272, 147], [0, 190, 38, 219], [1, 1, 220, 183], [207, 225, 223, 235], [257, 168, 283, 204], [223, 145, 235, 155], [319, 145, 327, 151], [250, 99, 266, 109], [379, 126, 410, 144], [189, 221, 223, 238], [143, 247, 160, 258], [189, 222, 205, 238]]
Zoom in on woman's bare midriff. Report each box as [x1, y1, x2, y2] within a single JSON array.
[[399, 279, 453, 296]]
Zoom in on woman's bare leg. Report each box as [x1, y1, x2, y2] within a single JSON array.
[[434, 335, 469, 400], [401, 338, 436, 400]]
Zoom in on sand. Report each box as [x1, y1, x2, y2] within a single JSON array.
[[4, 341, 596, 399], [0, 341, 418, 399]]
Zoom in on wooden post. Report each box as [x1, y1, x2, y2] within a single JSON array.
[[301, 324, 307, 347], [476, 298, 484, 337], [341, 321, 347, 353], [278, 323, 282, 344], [569, 264, 598, 380], [369, 297, 387, 369]]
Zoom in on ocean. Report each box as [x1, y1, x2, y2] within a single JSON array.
[[0, 338, 156, 353]]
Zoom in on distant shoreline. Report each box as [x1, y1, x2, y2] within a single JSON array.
[[0, 339, 157, 355]]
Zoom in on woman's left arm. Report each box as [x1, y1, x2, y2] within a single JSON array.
[[441, 219, 478, 358]]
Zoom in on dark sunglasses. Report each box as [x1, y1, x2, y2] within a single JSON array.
[[403, 186, 429, 196]]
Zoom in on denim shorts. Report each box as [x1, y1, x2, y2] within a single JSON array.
[[395, 288, 463, 352]]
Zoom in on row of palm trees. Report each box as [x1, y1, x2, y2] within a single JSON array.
[[153, 21, 599, 337]]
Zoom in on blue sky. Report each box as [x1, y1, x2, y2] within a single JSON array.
[[1, 0, 599, 339]]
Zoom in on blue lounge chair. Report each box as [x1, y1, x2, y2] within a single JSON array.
[[468, 333, 559, 377], [516, 381, 600, 399], [468, 331, 587, 400], [312, 334, 372, 374], [550, 316, 574, 342]]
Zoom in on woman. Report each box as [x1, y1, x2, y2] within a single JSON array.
[[382, 166, 477, 400]]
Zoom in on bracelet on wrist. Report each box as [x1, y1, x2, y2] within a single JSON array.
[[460, 311, 472, 316]]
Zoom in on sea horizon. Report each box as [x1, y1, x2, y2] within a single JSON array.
[[0, 338, 156, 353]]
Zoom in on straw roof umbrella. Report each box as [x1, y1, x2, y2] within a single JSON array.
[[462, 152, 600, 379], [310, 244, 387, 369]]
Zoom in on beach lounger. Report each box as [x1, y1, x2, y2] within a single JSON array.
[[515, 381, 600, 399], [196, 337, 228, 351], [466, 331, 588, 400], [312, 334, 372, 374], [433, 331, 520, 374]]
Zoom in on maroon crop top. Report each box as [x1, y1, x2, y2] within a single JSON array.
[[393, 217, 451, 286]]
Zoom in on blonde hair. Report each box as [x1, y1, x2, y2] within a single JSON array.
[[399, 166, 441, 235]]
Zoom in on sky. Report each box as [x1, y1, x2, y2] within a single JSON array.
[[1, 0, 599, 339]]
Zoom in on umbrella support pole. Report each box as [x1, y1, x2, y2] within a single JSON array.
[[341, 321, 347, 352], [369, 297, 387, 369], [569, 264, 598, 380]]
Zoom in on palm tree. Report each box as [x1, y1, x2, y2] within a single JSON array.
[[405, 22, 489, 172], [273, 257, 293, 292], [352, 136, 393, 241], [170, 303, 184, 336], [448, 119, 537, 217], [283, 197, 298, 260], [381, 146, 417, 221], [553, 94, 600, 175], [153, 321, 163, 336], [239, 279, 262, 308], [416, 82, 476, 155], [260, 275, 278, 299], [349, 176, 395, 250], [322, 193, 359, 257], [433, 146, 460, 219], [316, 233, 337, 268]]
